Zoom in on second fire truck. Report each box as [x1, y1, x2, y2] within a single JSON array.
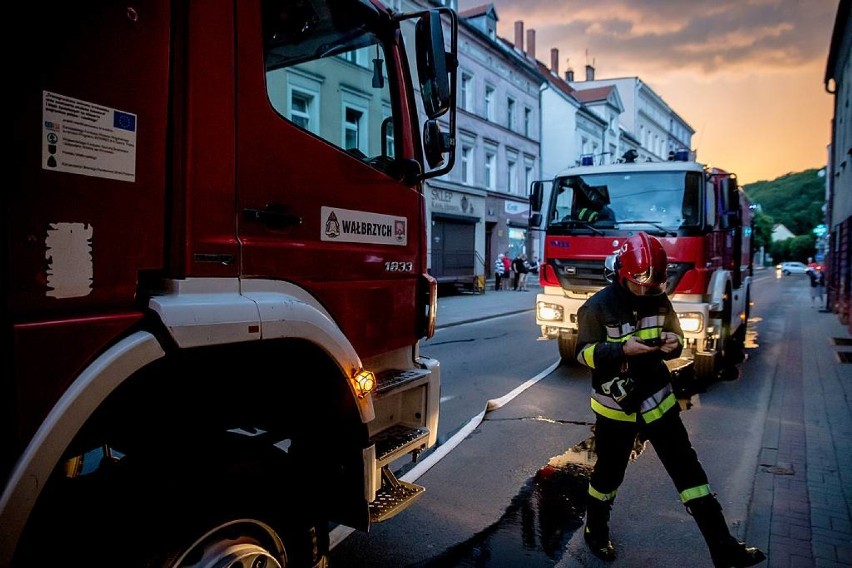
[[529, 151, 754, 386]]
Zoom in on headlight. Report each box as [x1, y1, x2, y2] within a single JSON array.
[[537, 302, 564, 322], [677, 312, 703, 333]]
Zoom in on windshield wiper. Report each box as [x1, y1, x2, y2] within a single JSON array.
[[616, 220, 676, 236], [551, 218, 605, 236]]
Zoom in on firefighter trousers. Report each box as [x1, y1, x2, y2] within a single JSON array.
[[589, 404, 710, 501]]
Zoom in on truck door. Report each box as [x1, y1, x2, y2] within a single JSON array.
[[235, 1, 424, 357]]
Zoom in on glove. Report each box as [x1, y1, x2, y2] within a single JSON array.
[[601, 376, 642, 414]]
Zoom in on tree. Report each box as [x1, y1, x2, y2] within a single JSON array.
[[752, 210, 775, 257], [743, 169, 826, 236], [773, 234, 816, 264]]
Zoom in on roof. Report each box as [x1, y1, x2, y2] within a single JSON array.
[[458, 4, 497, 20], [572, 86, 615, 103], [825, 0, 850, 84], [533, 59, 576, 98]]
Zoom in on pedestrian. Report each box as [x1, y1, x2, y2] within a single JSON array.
[[511, 253, 526, 291], [519, 254, 531, 291], [501, 252, 512, 290], [575, 232, 765, 567], [808, 268, 825, 307], [529, 256, 540, 277], [494, 254, 504, 291], [806, 256, 818, 271]]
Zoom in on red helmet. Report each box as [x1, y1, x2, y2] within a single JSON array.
[[616, 232, 668, 291]]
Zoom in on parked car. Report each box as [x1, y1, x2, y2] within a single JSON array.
[[776, 261, 809, 275]]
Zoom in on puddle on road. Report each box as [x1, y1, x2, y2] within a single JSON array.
[[411, 432, 648, 568], [405, 315, 762, 567]]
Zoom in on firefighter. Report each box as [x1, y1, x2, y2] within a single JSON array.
[[575, 232, 766, 567], [568, 176, 615, 225]]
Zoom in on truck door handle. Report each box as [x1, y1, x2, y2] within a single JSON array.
[[243, 204, 302, 229]]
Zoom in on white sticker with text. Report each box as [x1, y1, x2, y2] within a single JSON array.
[[321, 206, 407, 246]]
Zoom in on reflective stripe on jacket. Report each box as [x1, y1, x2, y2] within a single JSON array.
[[575, 281, 684, 422]]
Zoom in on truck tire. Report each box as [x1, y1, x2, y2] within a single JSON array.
[[717, 287, 745, 380], [16, 435, 328, 568], [558, 333, 578, 365]]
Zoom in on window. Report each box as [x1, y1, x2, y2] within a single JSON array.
[[507, 98, 515, 130], [344, 105, 365, 153], [485, 85, 495, 121], [460, 144, 473, 185], [507, 158, 518, 193], [290, 90, 314, 131], [339, 46, 370, 67], [525, 163, 534, 195], [524, 106, 532, 137], [383, 105, 395, 159], [485, 151, 496, 189], [263, 9, 399, 175], [460, 73, 473, 112]]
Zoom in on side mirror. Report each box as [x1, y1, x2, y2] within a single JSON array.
[[416, 11, 453, 118], [423, 119, 451, 168], [399, 7, 457, 181], [529, 181, 544, 212], [720, 174, 740, 229], [604, 254, 618, 283]]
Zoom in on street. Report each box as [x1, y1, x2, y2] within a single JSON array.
[[329, 269, 811, 567]]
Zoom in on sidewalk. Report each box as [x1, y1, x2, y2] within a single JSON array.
[[747, 304, 852, 568], [433, 281, 852, 568], [435, 278, 538, 329]]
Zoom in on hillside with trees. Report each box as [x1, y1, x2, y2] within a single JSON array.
[[742, 168, 827, 264]]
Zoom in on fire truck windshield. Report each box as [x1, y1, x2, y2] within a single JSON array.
[[548, 170, 702, 232]]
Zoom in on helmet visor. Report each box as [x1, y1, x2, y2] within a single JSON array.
[[629, 266, 667, 293]]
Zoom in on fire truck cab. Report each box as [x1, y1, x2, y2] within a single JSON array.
[[2, 1, 458, 566]]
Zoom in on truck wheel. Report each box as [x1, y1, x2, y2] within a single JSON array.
[[17, 436, 328, 568], [140, 438, 328, 568], [558, 333, 577, 365], [718, 292, 745, 380]]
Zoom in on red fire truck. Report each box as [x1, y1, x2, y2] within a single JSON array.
[[1, 1, 457, 566], [529, 152, 753, 387]]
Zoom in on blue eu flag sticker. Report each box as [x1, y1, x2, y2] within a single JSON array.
[[113, 111, 137, 132]]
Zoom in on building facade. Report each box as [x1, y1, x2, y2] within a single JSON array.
[[824, 0, 851, 329], [425, 3, 544, 290], [568, 76, 695, 163]]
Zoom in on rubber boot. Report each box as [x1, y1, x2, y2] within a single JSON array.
[[687, 496, 766, 568], [584, 495, 616, 561]]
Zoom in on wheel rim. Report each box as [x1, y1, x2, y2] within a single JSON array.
[[170, 520, 286, 568]]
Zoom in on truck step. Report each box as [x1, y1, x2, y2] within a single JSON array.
[[373, 368, 430, 396], [372, 424, 429, 466], [369, 466, 425, 523]]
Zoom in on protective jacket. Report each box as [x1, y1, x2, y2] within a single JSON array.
[[575, 281, 684, 422]]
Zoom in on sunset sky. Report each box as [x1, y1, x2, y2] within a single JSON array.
[[459, 0, 841, 185]]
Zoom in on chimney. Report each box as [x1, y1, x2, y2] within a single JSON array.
[[585, 63, 595, 81], [550, 48, 559, 75], [566, 69, 575, 82], [526, 29, 536, 58], [514, 21, 524, 51]]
